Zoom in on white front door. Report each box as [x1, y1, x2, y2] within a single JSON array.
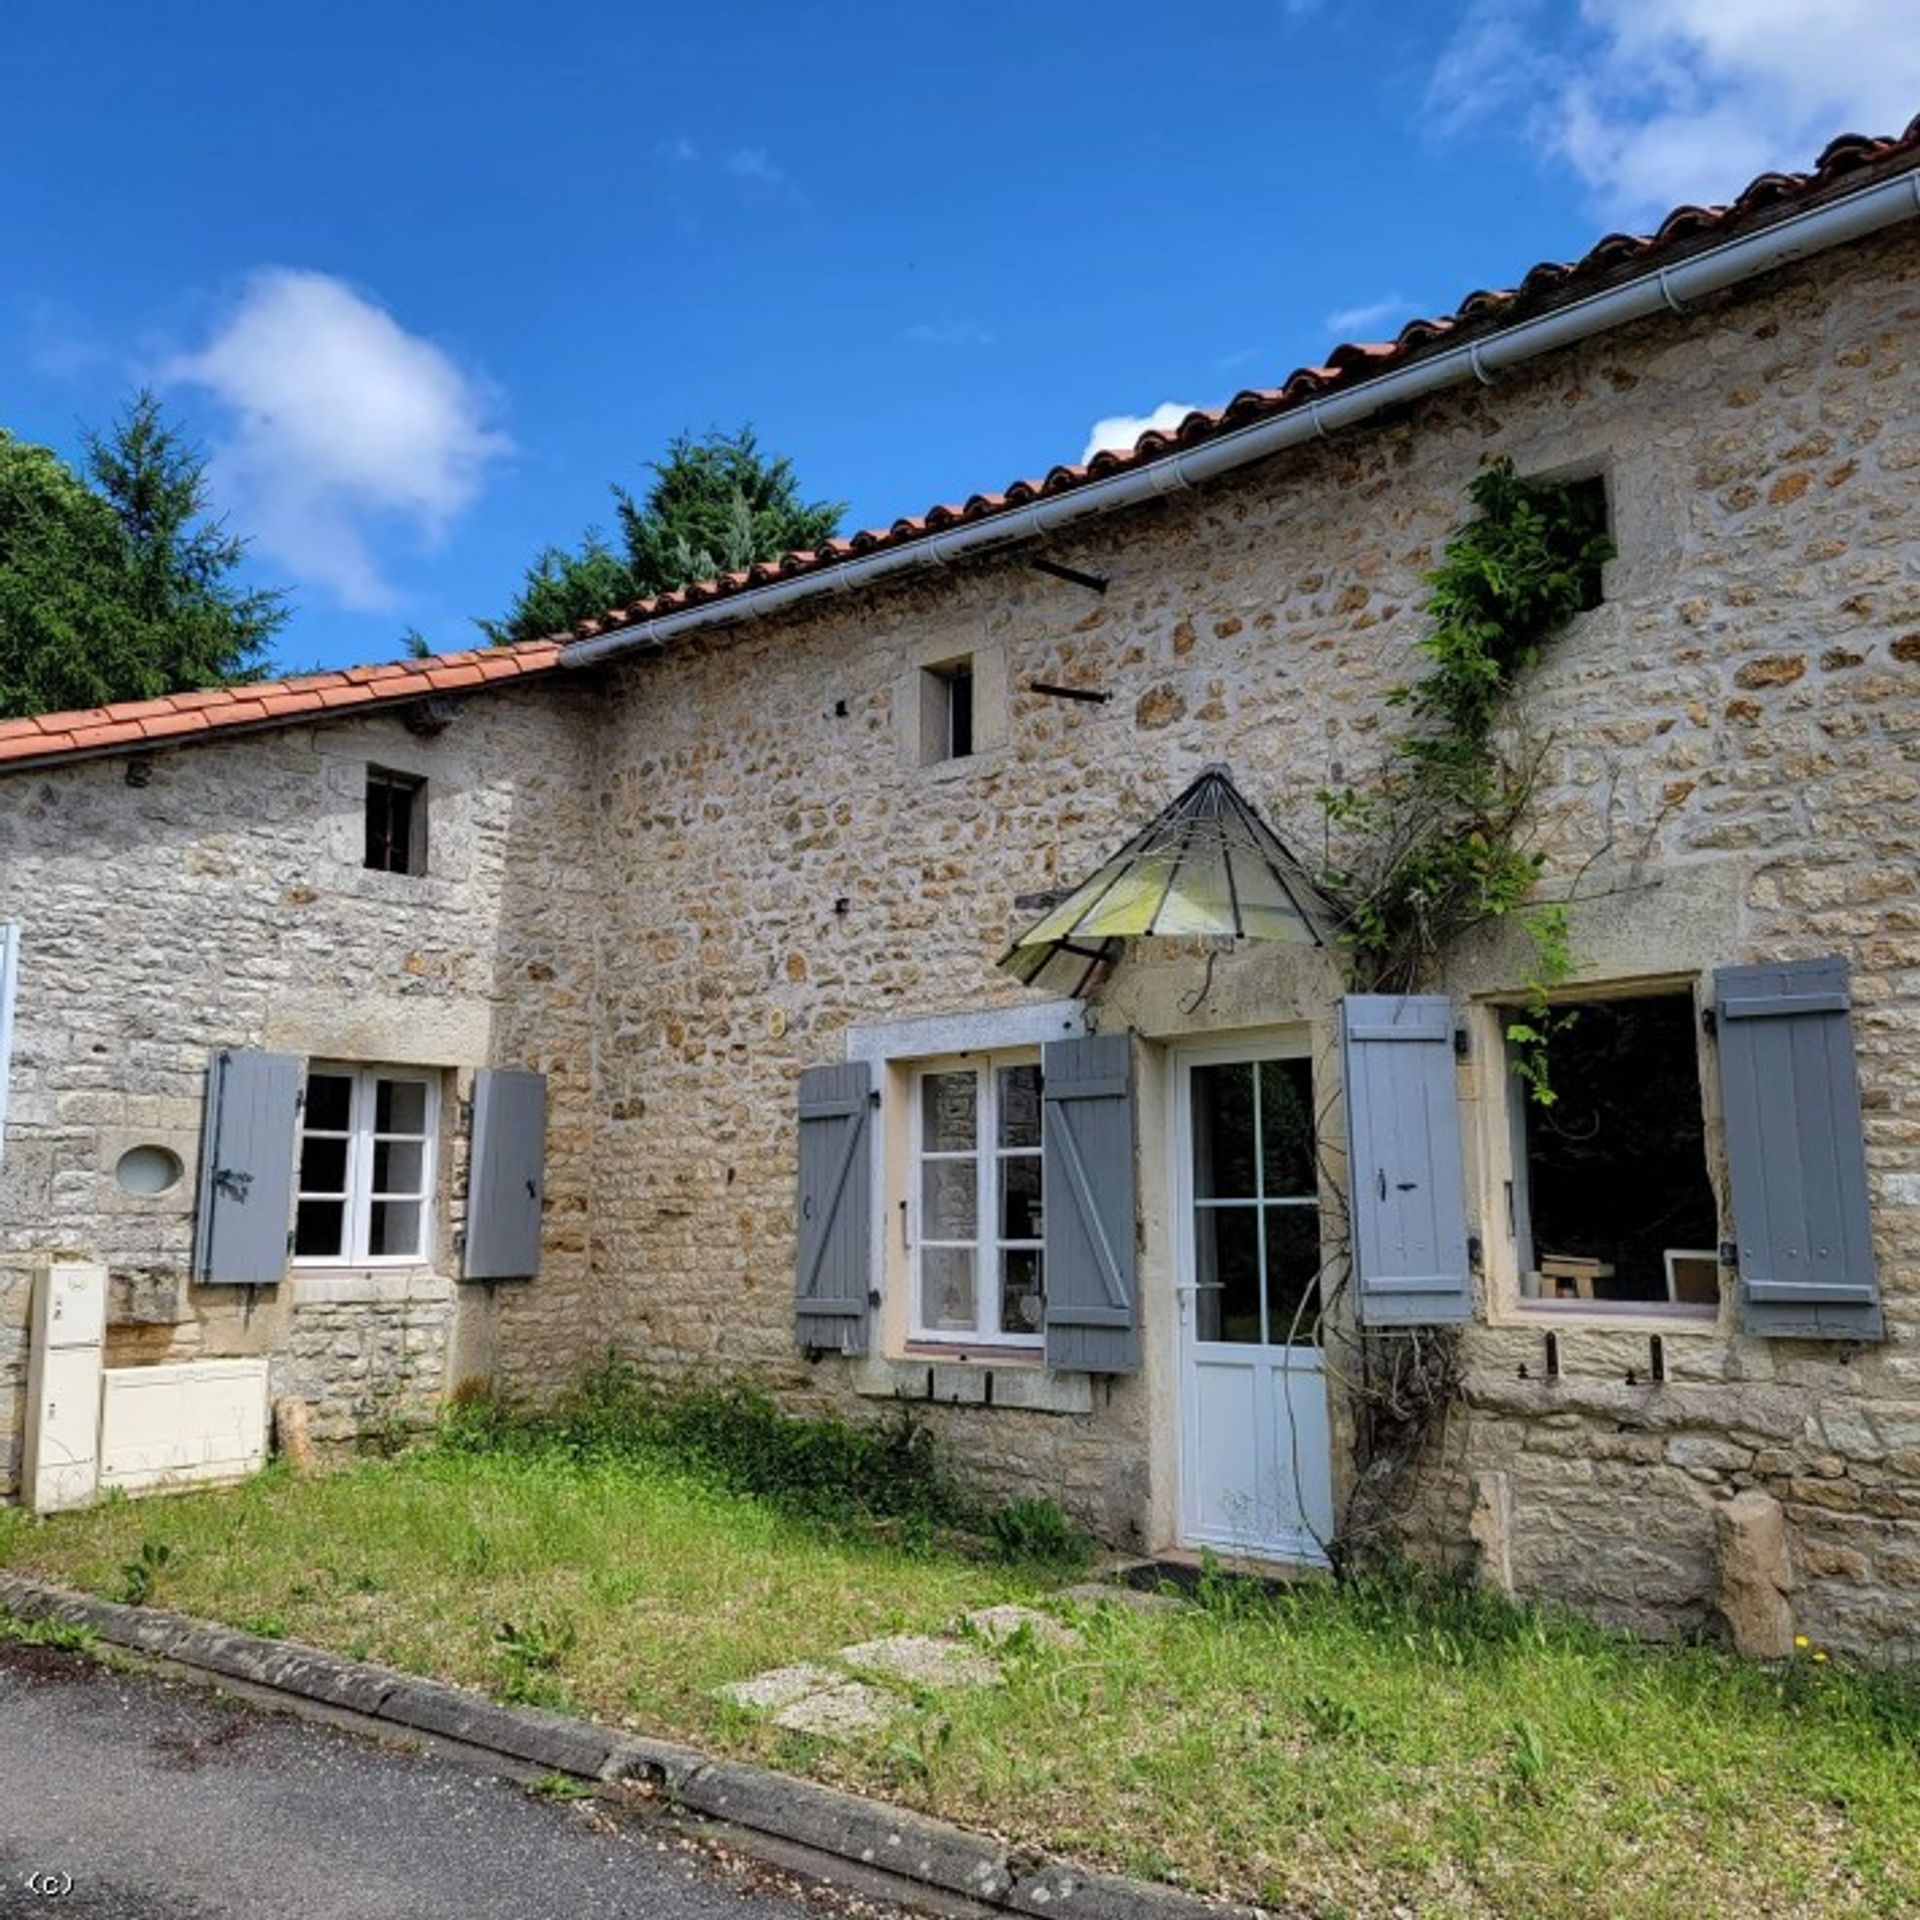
[[1175, 1040, 1335, 1565]]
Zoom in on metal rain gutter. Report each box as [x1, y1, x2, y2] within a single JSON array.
[[564, 164, 1920, 671]]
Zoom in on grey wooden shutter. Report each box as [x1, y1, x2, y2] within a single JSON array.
[[1041, 1032, 1139, 1373], [1341, 995, 1472, 1326], [193, 1048, 302, 1285], [795, 1061, 874, 1354], [1715, 957, 1881, 1340], [465, 1068, 547, 1280]]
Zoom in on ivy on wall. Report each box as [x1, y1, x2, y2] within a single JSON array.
[[1311, 458, 1612, 1568], [1318, 456, 1612, 1102]]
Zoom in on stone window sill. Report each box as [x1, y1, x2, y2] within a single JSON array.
[[289, 1268, 453, 1307], [903, 1341, 1042, 1368], [1488, 1301, 1725, 1337], [845, 1352, 1093, 1415]]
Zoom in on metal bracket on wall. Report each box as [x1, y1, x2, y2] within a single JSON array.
[[1028, 557, 1108, 595]]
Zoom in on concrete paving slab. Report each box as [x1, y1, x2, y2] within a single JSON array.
[[962, 1604, 1081, 1649], [717, 1663, 843, 1712], [1055, 1582, 1191, 1616], [771, 1681, 905, 1739], [840, 1635, 1003, 1689]]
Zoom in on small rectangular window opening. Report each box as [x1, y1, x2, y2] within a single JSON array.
[[1565, 474, 1610, 612], [365, 767, 427, 874], [1507, 991, 1719, 1316], [921, 658, 975, 764]]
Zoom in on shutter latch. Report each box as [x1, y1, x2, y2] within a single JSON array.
[[1700, 1005, 1718, 1038]]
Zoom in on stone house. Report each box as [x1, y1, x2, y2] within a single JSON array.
[[2, 123, 1917, 1657]]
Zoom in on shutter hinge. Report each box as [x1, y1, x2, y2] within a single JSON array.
[[867, 1288, 882, 1308], [1453, 1027, 1471, 1061], [1467, 1231, 1483, 1272], [286, 1228, 296, 1255], [1700, 1005, 1718, 1038], [1718, 1239, 1738, 1271], [868, 1089, 882, 1109]]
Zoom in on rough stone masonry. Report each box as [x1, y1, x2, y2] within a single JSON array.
[[0, 216, 1916, 1659]]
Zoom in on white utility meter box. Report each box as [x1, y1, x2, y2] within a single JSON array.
[[23, 1259, 106, 1512]]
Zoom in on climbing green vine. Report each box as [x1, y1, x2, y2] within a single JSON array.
[[1318, 456, 1612, 1104]]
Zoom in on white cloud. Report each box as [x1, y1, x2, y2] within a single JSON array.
[[725, 146, 787, 185], [904, 320, 997, 349], [1081, 402, 1201, 464], [1323, 293, 1413, 339], [661, 135, 699, 164], [1430, 0, 1920, 223], [166, 270, 509, 611]]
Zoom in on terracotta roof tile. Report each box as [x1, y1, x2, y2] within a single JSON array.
[[557, 120, 1919, 650], [0, 639, 563, 772]]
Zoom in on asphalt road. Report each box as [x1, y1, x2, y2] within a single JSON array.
[[0, 1642, 898, 1920]]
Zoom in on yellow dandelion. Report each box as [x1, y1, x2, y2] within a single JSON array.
[[1794, 1634, 1811, 1649]]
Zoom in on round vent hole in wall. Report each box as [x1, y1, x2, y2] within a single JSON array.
[[115, 1145, 184, 1195]]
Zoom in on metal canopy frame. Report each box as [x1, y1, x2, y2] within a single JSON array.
[[999, 764, 1328, 997]]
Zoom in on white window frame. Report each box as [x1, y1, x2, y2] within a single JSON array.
[[907, 1049, 1045, 1348], [294, 1063, 439, 1268]]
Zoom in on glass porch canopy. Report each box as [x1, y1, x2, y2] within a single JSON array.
[[999, 764, 1329, 996]]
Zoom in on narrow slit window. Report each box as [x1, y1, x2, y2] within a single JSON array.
[[920, 658, 975, 763], [365, 767, 427, 874]]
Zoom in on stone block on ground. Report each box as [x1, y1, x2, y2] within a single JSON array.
[[1714, 1488, 1795, 1658]]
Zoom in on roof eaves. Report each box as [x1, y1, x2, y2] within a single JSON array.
[[561, 119, 1920, 658]]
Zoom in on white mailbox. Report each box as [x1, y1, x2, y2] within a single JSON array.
[[23, 1260, 106, 1512]]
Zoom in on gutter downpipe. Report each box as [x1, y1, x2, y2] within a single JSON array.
[[564, 165, 1920, 671]]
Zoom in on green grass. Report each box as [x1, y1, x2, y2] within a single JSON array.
[[1, 1392, 1914, 1918], [0, 1444, 1052, 1729]]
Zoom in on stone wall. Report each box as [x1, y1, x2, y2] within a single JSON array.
[[0, 221, 1914, 1657], [581, 227, 1920, 1653], [0, 679, 603, 1490]]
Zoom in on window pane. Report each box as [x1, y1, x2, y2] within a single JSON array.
[[375, 1077, 429, 1135], [999, 1153, 1042, 1241], [1264, 1206, 1323, 1348], [1195, 1204, 1261, 1343], [305, 1072, 352, 1132], [922, 1158, 978, 1240], [1193, 1063, 1257, 1198], [919, 1245, 976, 1333], [372, 1138, 425, 1197], [997, 1064, 1043, 1149], [294, 1199, 345, 1259], [298, 1133, 349, 1196], [1259, 1058, 1318, 1198], [1000, 1247, 1044, 1336], [921, 1072, 976, 1152], [368, 1200, 423, 1259]]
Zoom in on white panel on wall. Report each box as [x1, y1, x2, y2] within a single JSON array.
[[98, 1360, 270, 1494]]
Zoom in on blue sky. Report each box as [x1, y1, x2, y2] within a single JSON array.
[[3, 3, 1912, 673]]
